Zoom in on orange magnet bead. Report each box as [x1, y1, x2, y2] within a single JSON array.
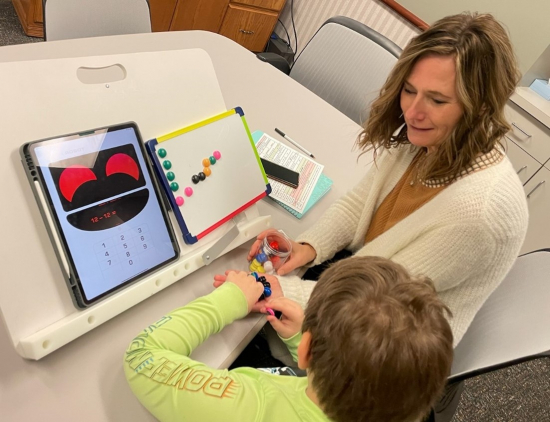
[[203, 167, 212, 176], [202, 158, 211, 167]]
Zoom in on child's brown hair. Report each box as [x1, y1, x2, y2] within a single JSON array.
[[302, 256, 453, 422]]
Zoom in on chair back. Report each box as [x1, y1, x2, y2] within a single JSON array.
[[43, 0, 152, 41], [450, 250, 550, 382], [290, 16, 401, 125]]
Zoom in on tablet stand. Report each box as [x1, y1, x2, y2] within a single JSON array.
[[0, 48, 271, 360]]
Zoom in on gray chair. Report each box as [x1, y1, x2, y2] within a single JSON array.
[[43, 0, 152, 41], [431, 249, 550, 422], [260, 16, 401, 124]]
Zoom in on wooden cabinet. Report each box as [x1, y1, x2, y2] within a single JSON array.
[[13, 0, 286, 52], [11, 0, 43, 37], [218, 4, 278, 52], [170, 0, 286, 52]]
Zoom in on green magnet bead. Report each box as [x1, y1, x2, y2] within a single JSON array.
[[170, 182, 179, 192], [166, 171, 175, 181], [209, 156, 217, 165], [163, 160, 172, 170], [158, 148, 167, 158]]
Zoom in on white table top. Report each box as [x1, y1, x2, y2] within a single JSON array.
[[0, 31, 365, 421]]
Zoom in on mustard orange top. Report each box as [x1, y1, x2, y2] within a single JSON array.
[[365, 148, 504, 244]]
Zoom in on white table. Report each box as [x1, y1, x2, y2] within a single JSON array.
[[0, 31, 364, 421]]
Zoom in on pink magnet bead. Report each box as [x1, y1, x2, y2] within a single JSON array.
[[213, 150, 221, 160], [184, 187, 193, 197], [266, 308, 275, 317], [176, 196, 184, 207]]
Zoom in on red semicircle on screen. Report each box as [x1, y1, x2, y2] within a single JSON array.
[[105, 153, 140, 180], [59, 165, 97, 202]]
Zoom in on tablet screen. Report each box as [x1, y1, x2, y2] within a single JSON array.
[[28, 123, 179, 306]]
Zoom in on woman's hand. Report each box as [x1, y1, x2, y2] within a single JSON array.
[[247, 229, 317, 276], [261, 297, 304, 340], [214, 270, 284, 313]]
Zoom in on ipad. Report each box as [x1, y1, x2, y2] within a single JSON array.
[[20, 123, 180, 308]]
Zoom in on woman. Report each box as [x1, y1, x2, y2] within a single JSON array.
[[216, 12, 528, 346]]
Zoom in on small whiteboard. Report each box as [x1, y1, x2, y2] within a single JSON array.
[[147, 108, 271, 244]]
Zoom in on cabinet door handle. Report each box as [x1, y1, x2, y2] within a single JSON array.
[[527, 180, 545, 198], [239, 29, 255, 35], [516, 165, 527, 175], [511, 122, 532, 138]]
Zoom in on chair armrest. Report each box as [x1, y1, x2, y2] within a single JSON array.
[[256, 52, 291, 74]]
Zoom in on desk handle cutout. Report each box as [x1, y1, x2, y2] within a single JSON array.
[[527, 180, 545, 198], [77, 64, 127, 85], [511, 122, 532, 138]]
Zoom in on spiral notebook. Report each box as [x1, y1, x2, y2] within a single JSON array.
[[252, 131, 333, 219]]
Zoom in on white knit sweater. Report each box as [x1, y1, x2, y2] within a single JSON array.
[[278, 145, 528, 346]]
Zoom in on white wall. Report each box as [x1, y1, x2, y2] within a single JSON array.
[[397, 0, 550, 75], [275, 0, 420, 56]]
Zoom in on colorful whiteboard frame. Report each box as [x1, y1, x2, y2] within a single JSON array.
[[146, 108, 271, 244]]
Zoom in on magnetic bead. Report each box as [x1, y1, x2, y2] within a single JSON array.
[[163, 160, 172, 170], [256, 253, 268, 263], [263, 281, 271, 288], [213, 150, 221, 160], [198, 172, 206, 181], [270, 256, 280, 267], [257, 276, 266, 284], [184, 187, 193, 197], [158, 148, 167, 158], [176, 196, 184, 206], [170, 182, 179, 192], [191, 175, 200, 184], [249, 259, 262, 272], [250, 272, 259, 280], [209, 156, 216, 165], [269, 241, 279, 250], [203, 167, 212, 176], [166, 171, 175, 181], [250, 260, 265, 273], [202, 158, 210, 167], [266, 308, 275, 317], [263, 261, 274, 273], [264, 287, 272, 297]]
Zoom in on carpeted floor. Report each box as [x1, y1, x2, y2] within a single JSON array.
[[0, 1, 549, 421]]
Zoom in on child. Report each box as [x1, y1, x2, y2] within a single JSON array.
[[124, 256, 453, 422]]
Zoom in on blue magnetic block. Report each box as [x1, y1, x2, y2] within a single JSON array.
[[530, 79, 550, 101]]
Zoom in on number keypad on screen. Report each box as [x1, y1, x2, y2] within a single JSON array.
[[94, 224, 153, 272]]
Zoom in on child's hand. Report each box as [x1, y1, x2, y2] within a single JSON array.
[[214, 271, 284, 312], [261, 297, 304, 339], [225, 271, 265, 313]]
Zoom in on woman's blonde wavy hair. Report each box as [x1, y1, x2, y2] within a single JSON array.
[[358, 12, 521, 182]]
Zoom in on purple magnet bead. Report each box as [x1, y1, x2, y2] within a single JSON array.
[[213, 150, 221, 160], [184, 187, 193, 197], [176, 196, 184, 207]]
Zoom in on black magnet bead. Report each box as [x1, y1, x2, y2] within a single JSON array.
[[192, 175, 200, 184], [198, 172, 206, 181]]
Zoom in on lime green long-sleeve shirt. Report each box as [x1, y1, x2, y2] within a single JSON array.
[[123, 282, 330, 422]]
